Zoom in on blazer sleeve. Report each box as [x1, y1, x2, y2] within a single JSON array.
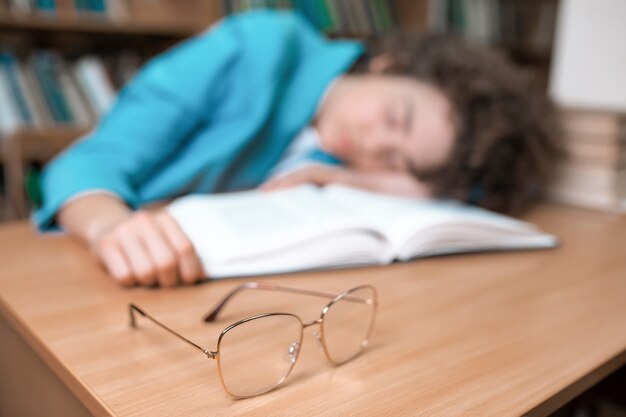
[[34, 19, 241, 231]]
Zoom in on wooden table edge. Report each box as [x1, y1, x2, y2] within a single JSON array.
[[0, 294, 115, 417], [524, 347, 626, 416]]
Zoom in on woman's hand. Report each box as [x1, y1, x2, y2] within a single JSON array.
[[261, 165, 432, 198], [92, 210, 205, 288], [58, 193, 204, 288]]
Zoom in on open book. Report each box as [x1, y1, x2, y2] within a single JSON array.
[[167, 185, 558, 278]]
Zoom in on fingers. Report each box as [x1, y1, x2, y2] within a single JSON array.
[[97, 234, 135, 287], [94, 210, 204, 288], [115, 222, 159, 287], [134, 212, 178, 287], [153, 212, 205, 285], [260, 176, 297, 191]]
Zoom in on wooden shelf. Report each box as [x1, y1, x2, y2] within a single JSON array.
[[1, 126, 91, 220], [0, 126, 90, 162], [0, 15, 205, 37]]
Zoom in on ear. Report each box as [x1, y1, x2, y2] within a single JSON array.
[[368, 53, 395, 74]]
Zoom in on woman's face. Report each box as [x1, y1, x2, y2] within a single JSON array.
[[315, 75, 457, 174]]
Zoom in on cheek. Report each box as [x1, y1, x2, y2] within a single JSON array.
[[413, 117, 456, 171], [339, 98, 386, 132]]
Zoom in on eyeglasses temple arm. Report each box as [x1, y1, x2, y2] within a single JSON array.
[[203, 282, 362, 322], [129, 304, 216, 359]]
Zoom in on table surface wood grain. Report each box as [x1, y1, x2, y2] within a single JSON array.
[[1, 204, 625, 416]]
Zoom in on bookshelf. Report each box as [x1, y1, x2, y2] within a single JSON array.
[[0, 0, 559, 221], [0, 14, 204, 37], [0, 0, 221, 220], [0, 126, 89, 217]]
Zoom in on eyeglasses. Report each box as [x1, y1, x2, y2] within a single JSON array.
[[129, 282, 378, 398]]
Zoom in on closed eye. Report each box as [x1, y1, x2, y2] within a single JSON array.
[[386, 101, 403, 129], [404, 98, 414, 135]]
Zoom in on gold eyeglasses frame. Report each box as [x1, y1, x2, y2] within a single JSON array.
[[129, 282, 378, 399]]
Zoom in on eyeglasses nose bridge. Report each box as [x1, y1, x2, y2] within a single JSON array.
[[302, 318, 323, 328]]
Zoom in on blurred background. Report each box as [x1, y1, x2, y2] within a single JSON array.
[[0, 1, 625, 415], [0, 0, 624, 224]]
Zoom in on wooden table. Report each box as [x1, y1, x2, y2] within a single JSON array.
[[1, 204, 626, 416]]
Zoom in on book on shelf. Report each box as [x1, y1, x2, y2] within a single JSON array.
[[0, 62, 22, 134], [21, 60, 55, 126], [221, 0, 396, 37], [0, 49, 133, 134], [548, 166, 626, 211], [4, 0, 129, 20], [72, 55, 117, 117], [167, 184, 558, 279], [5, 0, 32, 15], [32, 52, 75, 124], [559, 108, 623, 138], [424, 0, 556, 55], [546, 109, 626, 212]]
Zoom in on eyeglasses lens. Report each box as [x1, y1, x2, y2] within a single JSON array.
[[217, 313, 303, 398], [321, 287, 376, 364]]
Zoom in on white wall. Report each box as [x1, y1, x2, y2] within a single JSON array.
[[549, 0, 626, 111]]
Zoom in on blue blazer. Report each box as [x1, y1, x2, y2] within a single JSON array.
[[35, 10, 363, 230]]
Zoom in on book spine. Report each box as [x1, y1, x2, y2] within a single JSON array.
[[105, 0, 129, 20], [15, 59, 48, 127], [563, 140, 624, 168], [20, 61, 52, 127], [8, 0, 33, 15], [372, 0, 392, 32], [427, 0, 448, 32], [88, 0, 106, 13], [0, 51, 33, 125], [312, 0, 333, 33], [57, 57, 94, 126], [559, 110, 622, 138], [362, 0, 380, 36], [323, 0, 341, 34], [74, 0, 87, 12], [35, 0, 57, 13], [55, 0, 77, 18], [72, 56, 116, 117], [349, 0, 370, 37], [334, 0, 357, 35], [0, 65, 22, 134], [33, 52, 74, 124], [448, 0, 466, 33]]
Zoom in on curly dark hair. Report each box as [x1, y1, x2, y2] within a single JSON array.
[[352, 32, 563, 214]]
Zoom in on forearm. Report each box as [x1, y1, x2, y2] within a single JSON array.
[[345, 170, 433, 198], [57, 193, 203, 287], [262, 165, 433, 198], [57, 193, 132, 248]]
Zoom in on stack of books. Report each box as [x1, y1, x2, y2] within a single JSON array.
[[222, 0, 397, 37], [0, 50, 139, 134], [546, 109, 626, 212], [547, 1, 626, 213]]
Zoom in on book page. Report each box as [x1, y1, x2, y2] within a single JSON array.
[[322, 185, 558, 260], [167, 185, 390, 275]]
